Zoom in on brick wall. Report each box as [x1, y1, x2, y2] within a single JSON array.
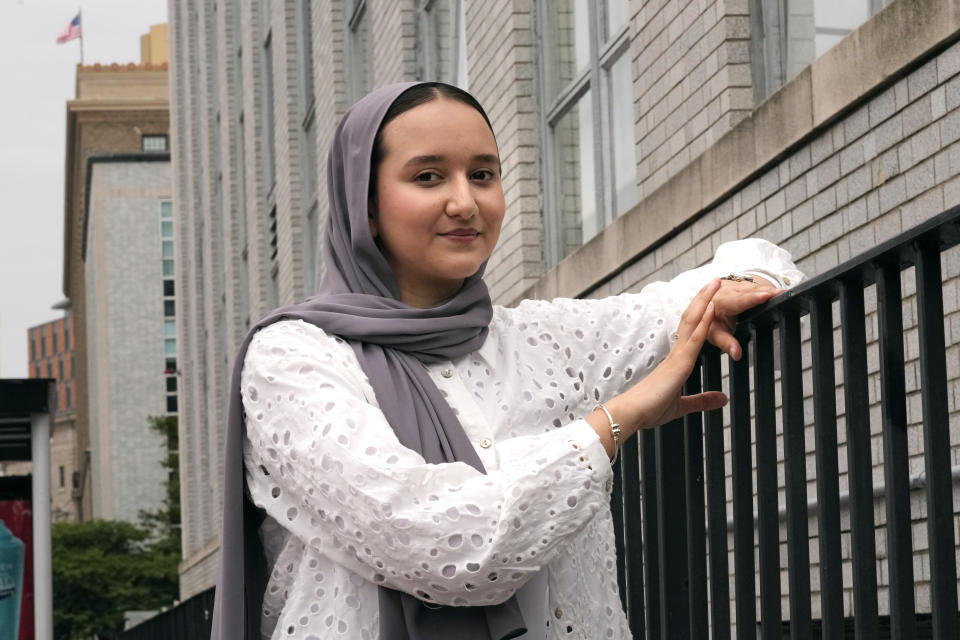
[[632, 0, 754, 200], [467, 0, 543, 304]]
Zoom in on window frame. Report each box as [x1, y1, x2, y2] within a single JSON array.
[[141, 134, 169, 152], [535, 0, 634, 268], [750, 0, 894, 102], [414, 0, 467, 87], [297, 0, 320, 295], [345, 0, 373, 105]]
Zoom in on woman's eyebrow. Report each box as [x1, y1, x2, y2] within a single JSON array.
[[404, 154, 444, 168], [402, 153, 501, 168]]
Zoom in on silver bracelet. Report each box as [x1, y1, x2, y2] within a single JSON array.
[[720, 272, 755, 283], [595, 403, 621, 464]]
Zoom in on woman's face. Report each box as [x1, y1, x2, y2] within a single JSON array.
[[371, 97, 505, 308]]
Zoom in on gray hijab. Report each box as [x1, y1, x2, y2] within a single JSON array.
[[210, 82, 527, 640]]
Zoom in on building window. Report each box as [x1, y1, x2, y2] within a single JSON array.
[[536, 0, 636, 267], [261, 1, 276, 192], [59, 466, 65, 489], [65, 383, 71, 410], [751, 0, 893, 100], [142, 134, 169, 152], [346, 0, 373, 104], [160, 199, 177, 414], [30, 335, 36, 361], [297, 0, 320, 296], [41, 334, 46, 357], [415, 0, 468, 87], [64, 320, 70, 350], [58, 356, 64, 381], [52, 330, 58, 354]]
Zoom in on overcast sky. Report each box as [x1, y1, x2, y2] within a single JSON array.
[[0, 0, 168, 377]]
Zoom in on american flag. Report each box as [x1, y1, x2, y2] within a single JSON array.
[[56, 14, 81, 44]]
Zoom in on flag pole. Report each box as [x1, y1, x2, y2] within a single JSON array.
[[78, 7, 84, 65]]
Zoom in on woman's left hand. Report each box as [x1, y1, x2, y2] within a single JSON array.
[[707, 277, 785, 360]]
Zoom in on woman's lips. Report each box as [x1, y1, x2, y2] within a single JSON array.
[[440, 229, 480, 241]]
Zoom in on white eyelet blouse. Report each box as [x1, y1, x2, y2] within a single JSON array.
[[241, 239, 804, 639]]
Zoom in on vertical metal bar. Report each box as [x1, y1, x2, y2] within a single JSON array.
[[839, 279, 879, 639], [621, 435, 646, 639], [913, 238, 958, 640], [640, 428, 661, 639], [31, 409, 54, 640], [683, 366, 708, 639], [809, 294, 844, 640], [778, 310, 812, 639], [751, 324, 782, 639], [729, 331, 756, 640], [656, 419, 690, 639], [875, 262, 917, 640], [611, 453, 627, 607], [703, 350, 731, 640]]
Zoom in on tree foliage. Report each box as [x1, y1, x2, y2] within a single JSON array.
[[52, 415, 181, 639], [52, 520, 178, 639]]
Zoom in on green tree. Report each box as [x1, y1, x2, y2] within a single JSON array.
[[52, 415, 181, 639], [138, 415, 181, 554], [52, 520, 178, 639]]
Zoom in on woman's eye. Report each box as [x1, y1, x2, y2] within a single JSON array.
[[414, 171, 440, 183], [472, 169, 495, 181]]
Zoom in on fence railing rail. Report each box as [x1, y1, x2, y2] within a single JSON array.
[[611, 205, 960, 639]]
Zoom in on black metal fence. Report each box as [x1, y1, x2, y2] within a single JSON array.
[[117, 587, 214, 640], [611, 206, 960, 639]]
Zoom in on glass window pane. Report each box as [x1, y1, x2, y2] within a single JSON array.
[[455, 0, 468, 88], [609, 53, 637, 217], [547, 0, 591, 98], [165, 338, 177, 356], [164, 300, 176, 317], [163, 260, 174, 277], [604, 0, 630, 41], [161, 220, 173, 238], [554, 92, 597, 258], [165, 319, 176, 338], [162, 240, 174, 259], [166, 395, 178, 413], [348, 1, 373, 101], [812, 0, 869, 56], [166, 376, 178, 392], [160, 201, 173, 219], [419, 0, 454, 82], [163, 279, 175, 296]]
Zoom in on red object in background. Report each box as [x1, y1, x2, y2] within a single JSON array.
[[0, 500, 33, 640]]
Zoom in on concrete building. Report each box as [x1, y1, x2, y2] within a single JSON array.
[[168, 0, 960, 626], [62, 26, 172, 522], [85, 157, 174, 523], [25, 315, 80, 522]]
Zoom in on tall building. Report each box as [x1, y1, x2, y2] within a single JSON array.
[[62, 26, 172, 523], [169, 0, 960, 625], [24, 315, 79, 522]]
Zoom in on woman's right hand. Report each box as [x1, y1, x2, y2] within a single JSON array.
[[586, 278, 729, 458]]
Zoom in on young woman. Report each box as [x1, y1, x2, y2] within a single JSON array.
[[211, 82, 804, 640]]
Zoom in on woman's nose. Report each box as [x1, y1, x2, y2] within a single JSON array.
[[444, 176, 479, 218]]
